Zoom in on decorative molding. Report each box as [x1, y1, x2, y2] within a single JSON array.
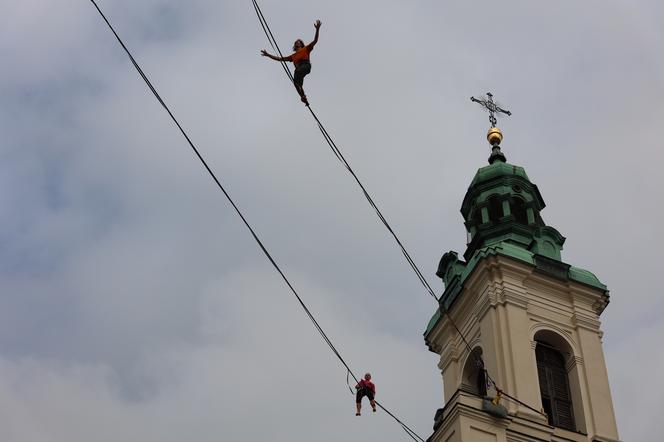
[[439, 342, 459, 371], [497, 288, 529, 309], [530, 323, 579, 356], [592, 297, 610, 316], [473, 289, 495, 320], [429, 342, 443, 353], [566, 355, 584, 372], [528, 310, 577, 334], [505, 415, 555, 442], [571, 313, 601, 331], [590, 435, 622, 442], [437, 393, 512, 432]]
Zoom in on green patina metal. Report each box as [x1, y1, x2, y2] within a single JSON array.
[[424, 242, 607, 337], [425, 242, 607, 335], [424, 152, 607, 338], [467, 161, 531, 190], [569, 266, 606, 289], [461, 155, 564, 263]]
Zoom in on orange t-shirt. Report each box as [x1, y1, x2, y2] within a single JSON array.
[[288, 44, 314, 66]]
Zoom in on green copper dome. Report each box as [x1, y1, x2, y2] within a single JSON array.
[[467, 161, 531, 189], [425, 134, 609, 340], [460, 155, 564, 262]]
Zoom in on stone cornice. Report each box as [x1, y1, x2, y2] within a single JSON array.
[[497, 287, 530, 309], [429, 391, 512, 441], [590, 435, 622, 442], [428, 340, 442, 354], [571, 312, 601, 331], [592, 294, 610, 316], [439, 342, 459, 372], [473, 288, 494, 321], [428, 390, 592, 442]]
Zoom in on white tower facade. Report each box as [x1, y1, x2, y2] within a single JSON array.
[[424, 131, 619, 442]]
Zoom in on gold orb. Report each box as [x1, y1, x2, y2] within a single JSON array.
[[487, 127, 503, 146]]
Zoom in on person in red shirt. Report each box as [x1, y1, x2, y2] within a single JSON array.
[[355, 372, 376, 416], [261, 20, 322, 105]]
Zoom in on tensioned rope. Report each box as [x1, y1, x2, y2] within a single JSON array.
[[251, 0, 546, 419], [88, 1, 426, 440], [251, 0, 438, 304]]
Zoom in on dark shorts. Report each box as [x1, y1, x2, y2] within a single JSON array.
[[293, 61, 311, 87], [356, 387, 375, 404]]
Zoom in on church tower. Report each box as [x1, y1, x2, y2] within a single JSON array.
[[424, 95, 620, 442]]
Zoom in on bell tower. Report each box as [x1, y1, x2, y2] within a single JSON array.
[[424, 97, 620, 442]]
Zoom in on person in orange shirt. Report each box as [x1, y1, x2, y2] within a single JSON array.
[[261, 20, 322, 105]]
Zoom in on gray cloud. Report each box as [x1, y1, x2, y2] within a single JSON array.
[[1, 0, 662, 440]]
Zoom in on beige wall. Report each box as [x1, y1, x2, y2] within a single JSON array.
[[427, 255, 620, 442]]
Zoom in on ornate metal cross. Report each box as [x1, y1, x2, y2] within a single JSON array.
[[470, 92, 511, 127]]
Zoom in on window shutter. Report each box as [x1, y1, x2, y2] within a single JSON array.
[[536, 342, 575, 431], [554, 399, 575, 430]]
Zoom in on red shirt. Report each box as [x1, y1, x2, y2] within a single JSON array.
[[286, 43, 314, 66], [356, 379, 376, 395]]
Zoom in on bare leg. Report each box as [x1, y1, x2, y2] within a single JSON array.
[[356, 401, 361, 416], [370, 399, 376, 412]]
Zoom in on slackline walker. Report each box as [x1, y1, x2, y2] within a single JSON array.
[[261, 19, 321, 106]]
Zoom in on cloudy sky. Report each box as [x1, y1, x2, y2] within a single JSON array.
[[2, 0, 663, 441]]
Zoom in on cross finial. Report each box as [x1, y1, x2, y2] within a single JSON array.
[[470, 93, 512, 163], [470, 92, 511, 127]]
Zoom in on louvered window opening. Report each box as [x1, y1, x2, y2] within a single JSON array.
[[510, 197, 528, 225], [488, 195, 502, 222], [536, 342, 575, 431]]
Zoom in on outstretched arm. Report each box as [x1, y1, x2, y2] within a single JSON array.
[[261, 49, 291, 62], [307, 20, 321, 50]]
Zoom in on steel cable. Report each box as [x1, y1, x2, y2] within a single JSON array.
[[89, 1, 427, 440]]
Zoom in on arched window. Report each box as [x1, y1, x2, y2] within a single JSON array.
[[487, 195, 502, 222], [472, 208, 483, 226], [510, 197, 528, 225], [461, 347, 486, 397], [536, 341, 575, 431]]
